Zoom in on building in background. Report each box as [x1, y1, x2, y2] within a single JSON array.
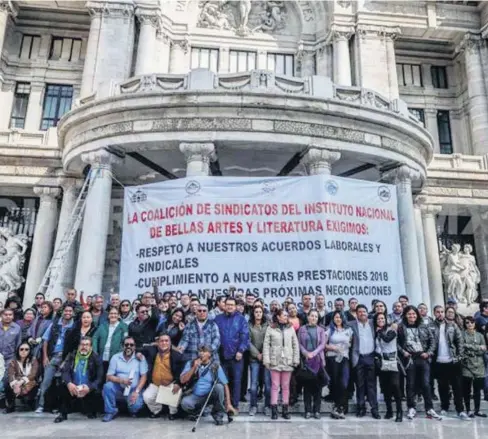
[[0, 0, 487, 312]]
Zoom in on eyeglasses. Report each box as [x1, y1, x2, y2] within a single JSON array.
[[124, 343, 135, 347], [197, 310, 207, 313], [19, 348, 30, 352]]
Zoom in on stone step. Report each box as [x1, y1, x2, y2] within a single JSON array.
[[235, 400, 488, 414]]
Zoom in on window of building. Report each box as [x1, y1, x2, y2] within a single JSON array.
[[408, 108, 425, 127], [431, 66, 448, 89], [190, 47, 219, 72], [229, 50, 256, 73], [19, 35, 41, 60], [9, 83, 31, 129], [396, 63, 423, 87], [40, 84, 73, 130], [437, 110, 453, 154], [49, 37, 82, 61], [267, 53, 294, 76]]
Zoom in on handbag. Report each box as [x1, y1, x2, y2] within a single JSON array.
[[380, 352, 398, 372]]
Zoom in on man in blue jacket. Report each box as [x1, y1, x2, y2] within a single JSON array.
[[214, 297, 249, 410]]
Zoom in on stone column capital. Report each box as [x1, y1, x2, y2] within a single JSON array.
[[382, 165, 421, 184], [455, 32, 483, 55], [419, 204, 442, 217], [172, 37, 189, 54], [329, 25, 354, 42], [33, 186, 61, 202], [86, 1, 135, 19], [57, 176, 84, 192], [304, 147, 341, 166], [179, 142, 215, 163], [81, 148, 124, 169], [135, 7, 161, 29], [0, 0, 18, 17]]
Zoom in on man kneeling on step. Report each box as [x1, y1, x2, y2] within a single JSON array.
[[179, 345, 234, 425]]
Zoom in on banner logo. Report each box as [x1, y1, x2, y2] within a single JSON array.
[[185, 180, 201, 195], [130, 190, 147, 203], [326, 180, 338, 195], [377, 185, 391, 202], [262, 182, 276, 193]]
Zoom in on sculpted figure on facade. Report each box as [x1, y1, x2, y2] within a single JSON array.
[[197, 0, 287, 35], [440, 243, 480, 306], [0, 227, 28, 293]]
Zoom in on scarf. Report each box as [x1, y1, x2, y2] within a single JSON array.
[[74, 349, 92, 375]]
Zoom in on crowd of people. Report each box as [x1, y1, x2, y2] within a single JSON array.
[[0, 287, 488, 426]]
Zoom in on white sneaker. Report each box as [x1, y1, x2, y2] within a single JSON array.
[[407, 408, 416, 420], [427, 409, 442, 420], [249, 406, 257, 416], [440, 410, 448, 417], [458, 412, 470, 421], [35, 406, 43, 414]]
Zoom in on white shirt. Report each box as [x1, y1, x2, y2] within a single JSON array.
[[103, 322, 119, 362], [436, 322, 452, 363], [358, 321, 374, 355]]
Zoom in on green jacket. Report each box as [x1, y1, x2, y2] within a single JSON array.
[[461, 330, 486, 379], [92, 321, 128, 362], [249, 322, 269, 360]]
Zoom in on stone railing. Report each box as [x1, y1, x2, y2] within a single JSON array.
[[0, 127, 58, 147], [106, 69, 412, 120]]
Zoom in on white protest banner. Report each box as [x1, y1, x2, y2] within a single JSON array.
[[120, 176, 405, 309]]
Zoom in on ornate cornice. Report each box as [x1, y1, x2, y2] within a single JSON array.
[[455, 32, 484, 55], [356, 24, 401, 40], [86, 1, 134, 19]]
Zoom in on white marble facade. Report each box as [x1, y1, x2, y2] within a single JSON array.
[[1, 0, 488, 308]]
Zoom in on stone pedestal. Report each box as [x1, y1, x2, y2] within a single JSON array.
[[420, 204, 444, 308], [456, 33, 488, 154], [23, 187, 60, 307], [50, 178, 83, 299], [135, 8, 160, 75], [383, 165, 422, 306], [303, 147, 341, 176], [332, 29, 352, 86], [74, 149, 123, 296], [179, 143, 215, 176]]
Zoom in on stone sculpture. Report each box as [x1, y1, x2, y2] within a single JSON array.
[[0, 227, 28, 293], [440, 243, 480, 306]]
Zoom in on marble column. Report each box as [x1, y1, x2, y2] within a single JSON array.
[[50, 178, 83, 299], [424, 108, 440, 153], [81, 1, 135, 97], [179, 143, 215, 176], [414, 199, 430, 310], [332, 30, 352, 86], [169, 39, 189, 74], [472, 209, 488, 298], [0, 1, 16, 56], [75, 149, 122, 296], [24, 83, 44, 131], [385, 30, 399, 100], [135, 8, 160, 76], [303, 147, 341, 176], [383, 165, 422, 305], [421, 204, 444, 308], [23, 187, 60, 307], [456, 33, 488, 154]]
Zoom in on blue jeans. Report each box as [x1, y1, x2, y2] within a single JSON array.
[[221, 358, 243, 408], [249, 361, 271, 408], [180, 383, 226, 420], [102, 381, 144, 415], [38, 353, 63, 407]]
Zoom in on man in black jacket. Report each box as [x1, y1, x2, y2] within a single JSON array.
[[54, 336, 103, 423], [141, 333, 186, 419], [129, 304, 159, 348]]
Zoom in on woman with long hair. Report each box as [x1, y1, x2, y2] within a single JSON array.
[[287, 303, 301, 331], [63, 311, 96, 358], [325, 310, 353, 419], [161, 308, 185, 345], [93, 307, 128, 375], [248, 304, 270, 416], [263, 309, 299, 420], [297, 309, 326, 419], [119, 300, 135, 325], [397, 305, 440, 420], [4, 342, 39, 412], [374, 312, 402, 422], [461, 316, 487, 417], [27, 301, 54, 359]]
